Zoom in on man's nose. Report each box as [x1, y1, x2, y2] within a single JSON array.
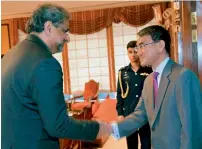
[[132, 51, 136, 56], [65, 34, 70, 43]]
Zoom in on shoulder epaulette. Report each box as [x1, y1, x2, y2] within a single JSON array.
[[119, 66, 127, 71]]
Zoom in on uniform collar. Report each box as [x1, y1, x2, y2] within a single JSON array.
[[127, 63, 132, 71], [128, 63, 144, 73]]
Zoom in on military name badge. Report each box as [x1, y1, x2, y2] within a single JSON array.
[[123, 71, 129, 79]]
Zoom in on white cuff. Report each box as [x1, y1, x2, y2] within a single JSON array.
[[110, 122, 121, 140]]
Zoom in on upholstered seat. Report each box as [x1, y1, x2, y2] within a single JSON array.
[[70, 80, 99, 117]]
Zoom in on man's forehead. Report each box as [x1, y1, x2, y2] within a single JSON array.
[[127, 47, 135, 51], [137, 35, 152, 44]]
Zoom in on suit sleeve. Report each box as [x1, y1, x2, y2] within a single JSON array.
[[116, 71, 124, 116], [30, 58, 99, 141], [176, 70, 202, 149], [117, 84, 148, 137]]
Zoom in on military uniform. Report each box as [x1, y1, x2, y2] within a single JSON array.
[[116, 63, 152, 149]]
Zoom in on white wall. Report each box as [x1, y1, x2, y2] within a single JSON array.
[[68, 28, 109, 91]]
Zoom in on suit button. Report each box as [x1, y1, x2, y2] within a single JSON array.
[[136, 95, 139, 98], [135, 84, 138, 86], [123, 108, 125, 110]]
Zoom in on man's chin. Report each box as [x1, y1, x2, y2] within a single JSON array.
[[131, 59, 139, 62], [58, 48, 63, 53], [57, 44, 64, 53]]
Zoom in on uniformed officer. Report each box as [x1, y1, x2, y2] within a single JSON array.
[[116, 41, 152, 149]]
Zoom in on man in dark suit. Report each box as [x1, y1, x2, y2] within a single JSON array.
[[111, 25, 202, 149], [1, 4, 111, 149], [116, 41, 151, 149]]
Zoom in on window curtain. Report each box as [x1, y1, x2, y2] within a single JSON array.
[[68, 3, 158, 34], [13, 3, 165, 36]]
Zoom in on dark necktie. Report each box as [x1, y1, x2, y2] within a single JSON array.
[[153, 72, 159, 108]]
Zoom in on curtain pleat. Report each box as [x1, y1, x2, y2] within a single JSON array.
[[13, 3, 165, 35]]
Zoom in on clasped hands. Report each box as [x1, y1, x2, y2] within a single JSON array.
[[96, 115, 124, 140]]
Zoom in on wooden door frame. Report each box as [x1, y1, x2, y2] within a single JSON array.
[[197, 1, 202, 85], [1, 19, 15, 48]]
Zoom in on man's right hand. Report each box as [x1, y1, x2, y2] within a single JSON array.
[[96, 121, 112, 139], [117, 115, 124, 122]]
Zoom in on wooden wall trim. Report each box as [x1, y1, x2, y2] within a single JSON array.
[[173, 32, 179, 63], [62, 44, 71, 94], [180, 1, 194, 71], [106, 25, 116, 92], [170, 2, 179, 63], [13, 19, 19, 45], [197, 1, 202, 85], [166, 2, 179, 63], [1, 19, 15, 48]]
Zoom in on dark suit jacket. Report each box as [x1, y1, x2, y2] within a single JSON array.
[[117, 59, 202, 149], [1, 34, 99, 149]]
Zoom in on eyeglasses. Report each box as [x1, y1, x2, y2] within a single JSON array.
[[58, 26, 69, 34], [134, 40, 159, 52], [51, 22, 70, 34], [56, 26, 70, 43]]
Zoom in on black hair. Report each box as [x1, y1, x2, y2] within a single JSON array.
[[137, 25, 171, 55]]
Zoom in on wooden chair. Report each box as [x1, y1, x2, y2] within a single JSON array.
[[70, 79, 99, 120]]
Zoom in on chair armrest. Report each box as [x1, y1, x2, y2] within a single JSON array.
[[73, 95, 83, 99], [72, 95, 84, 105], [67, 95, 83, 106]]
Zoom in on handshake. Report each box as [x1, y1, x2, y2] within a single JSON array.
[[96, 116, 124, 140]]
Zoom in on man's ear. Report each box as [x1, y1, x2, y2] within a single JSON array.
[[44, 21, 52, 36], [158, 40, 165, 52]]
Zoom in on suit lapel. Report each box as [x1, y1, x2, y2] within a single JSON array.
[[151, 59, 174, 127]]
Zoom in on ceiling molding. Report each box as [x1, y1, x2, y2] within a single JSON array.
[[1, 1, 160, 20]]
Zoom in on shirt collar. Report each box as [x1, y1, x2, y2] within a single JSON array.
[[128, 63, 136, 71], [26, 34, 52, 55], [153, 57, 169, 75], [128, 63, 146, 73]]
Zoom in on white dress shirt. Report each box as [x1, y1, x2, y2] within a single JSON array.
[[111, 57, 170, 139], [153, 57, 169, 87]]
